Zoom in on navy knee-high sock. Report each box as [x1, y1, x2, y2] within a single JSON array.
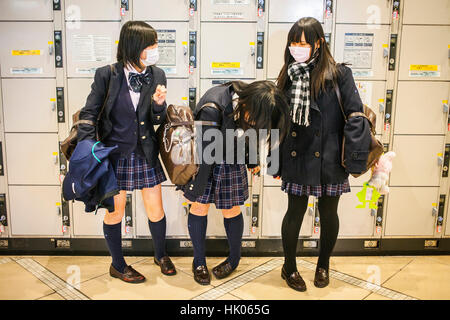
[[103, 221, 127, 273], [148, 216, 167, 261], [188, 213, 207, 268], [224, 213, 244, 270]]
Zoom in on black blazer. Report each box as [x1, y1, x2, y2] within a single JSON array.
[[279, 64, 371, 185], [77, 61, 167, 168]]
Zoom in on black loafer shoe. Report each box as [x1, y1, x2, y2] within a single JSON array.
[[192, 262, 211, 285], [212, 260, 235, 280], [154, 256, 177, 276], [109, 264, 146, 284], [314, 267, 330, 288], [281, 266, 307, 292]]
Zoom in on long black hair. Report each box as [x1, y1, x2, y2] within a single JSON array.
[[230, 80, 290, 144], [117, 21, 157, 69], [276, 17, 340, 99]]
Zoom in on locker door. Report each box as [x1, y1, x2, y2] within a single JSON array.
[[72, 201, 106, 236], [334, 24, 390, 80], [200, 23, 256, 79], [201, 0, 257, 22], [385, 187, 439, 236], [394, 82, 449, 135], [200, 79, 250, 96], [206, 203, 252, 237], [5, 133, 60, 185], [0, 0, 53, 21], [65, 22, 120, 78], [2, 79, 58, 133], [67, 79, 93, 128], [134, 0, 190, 21], [166, 79, 189, 107], [335, 0, 392, 24], [261, 187, 313, 237], [390, 136, 445, 187], [337, 188, 375, 237], [9, 186, 63, 236], [0, 22, 55, 78], [65, 0, 121, 21], [355, 81, 386, 134], [150, 22, 189, 78], [446, 201, 450, 236], [403, 0, 450, 25], [399, 26, 450, 81], [267, 23, 290, 80], [268, 0, 324, 23], [135, 187, 189, 237]]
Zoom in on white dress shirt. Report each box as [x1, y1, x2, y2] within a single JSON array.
[[124, 63, 146, 111]]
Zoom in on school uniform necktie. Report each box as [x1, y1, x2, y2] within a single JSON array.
[[128, 71, 152, 93]]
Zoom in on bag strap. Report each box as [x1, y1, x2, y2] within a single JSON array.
[[334, 82, 371, 124]]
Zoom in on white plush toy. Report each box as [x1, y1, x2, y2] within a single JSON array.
[[368, 151, 396, 194]]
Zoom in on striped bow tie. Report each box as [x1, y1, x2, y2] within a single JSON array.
[[128, 71, 152, 93]]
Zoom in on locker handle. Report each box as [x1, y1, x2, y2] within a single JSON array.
[[53, 154, 58, 165], [250, 45, 255, 57], [48, 44, 54, 56], [438, 156, 444, 166], [383, 47, 389, 58], [308, 207, 314, 216], [183, 44, 188, 56], [443, 103, 449, 113], [51, 101, 56, 112], [432, 207, 438, 216], [56, 206, 61, 216], [379, 103, 385, 113]]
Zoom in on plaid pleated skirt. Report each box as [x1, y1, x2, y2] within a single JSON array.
[[184, 164, 249, 209], [281, 179, 351, 198], [114, 153, 167, 191]]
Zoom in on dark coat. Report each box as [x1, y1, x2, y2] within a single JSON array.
[[77, 61, 167, 168], [62, 139, 119, 213], [279, 64, 371, 185]]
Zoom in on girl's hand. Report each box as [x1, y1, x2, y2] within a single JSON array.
[[273, 176, 281, 180], [153, 84, 167, 105], [250, 166, 261, 175]]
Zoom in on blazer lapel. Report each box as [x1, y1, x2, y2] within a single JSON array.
[[105, 62, 124, 118]]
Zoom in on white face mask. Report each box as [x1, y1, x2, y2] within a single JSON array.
[[289, 46, 311, 63], [141, 47, 159, 66]]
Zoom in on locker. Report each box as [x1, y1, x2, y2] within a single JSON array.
[[67, 78, 92, 129], [390, 135, 445, 187], [446, 200, 450, 236], [206, 203, 252, 238], [334, 24, 390, 80], [150, 22, 189, 78], [403, 0, 450, 25], [0, 22, 56, 78], [9, 185, 63, 236], [337, 187, 376, 237], [0, 0, 53, 21], [200, 78, 250, 96], [134, 0, 190, 21], [335, 0, 392, 25], [268, 0, 323, 23], [136, 187, 189, 237], [398, 25, 450, 81], [394, 82, 450, 135], [65, 0, 121, 21], [5, 133, 60, 185], [384, 187, 439, 236], [354, 81, 385, 135], [65, 22, 120, 78], [2, 79, 58, 133], [200, 23, 256, 79], [166, 79, 189, 108], [201, 0, 257, 22], [261, 187, 313, 237]]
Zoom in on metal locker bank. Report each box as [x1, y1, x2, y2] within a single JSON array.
[[0, 0, 448, 281]]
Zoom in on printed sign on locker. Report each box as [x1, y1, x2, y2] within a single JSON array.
[[201, 0, 257, 22]]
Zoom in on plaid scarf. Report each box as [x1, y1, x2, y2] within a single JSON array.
[[287, 53, 318, 126]]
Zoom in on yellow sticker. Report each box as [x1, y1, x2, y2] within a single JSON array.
[[438, 153, 443, 157], [12, 50, 40, 56], [56, 202, 61, 206], [308, 203, 313, 207], [182, 97, 188, 101], [409, 65, 439, 71], [443, 100, 448, 104], [212, 62, 240, 69], [48, 41, 53, 45], [382, 44, 388, 48], [378, 98, 385, 102], [245, 203, 251, 207], [50, 98, 56, 102], [432, 203, 437, 207], [115, 40, 119, 44], [182, 41, 188, 45], [52, 152, 58, 156], [182, 202, 187, 206], [249, 42, 255, 46]]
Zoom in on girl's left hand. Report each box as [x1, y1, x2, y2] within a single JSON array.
[[153, 84, 167, 105]]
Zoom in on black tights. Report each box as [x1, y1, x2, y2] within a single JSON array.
[[281, 194, 340, 274]]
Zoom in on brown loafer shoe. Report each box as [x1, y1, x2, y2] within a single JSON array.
[[212, 260, 234, 280], [192, 262, 211, 286], [109, 264, 146, 284], [154, 256, 177, 276], [281, 266, 306, 292], [314, 267, 330, 288]]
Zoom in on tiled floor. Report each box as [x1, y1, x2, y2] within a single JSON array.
[[1, 255, 449, 300]]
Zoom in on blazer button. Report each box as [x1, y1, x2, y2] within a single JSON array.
[[142, 136, 147, 140], [140, 121, 145, 125], [291, 151, 297, 157], [315, 151, 320, 158], [291, 131, 297, 137], [157, 116, 160, 120], [315, 131, 320, 137]]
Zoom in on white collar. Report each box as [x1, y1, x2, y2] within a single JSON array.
[[124, 63, 147, 75]]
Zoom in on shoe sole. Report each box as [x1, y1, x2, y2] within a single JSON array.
[[110, 272, 146, 284], [154, 260, 177, 276], [314, 280, 329, 288], [281, 272, 307, 292]]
